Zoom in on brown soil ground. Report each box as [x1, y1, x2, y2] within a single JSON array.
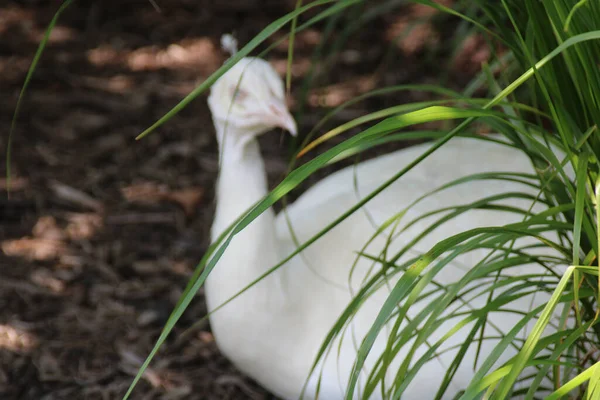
[[0, 1, 484, 399]]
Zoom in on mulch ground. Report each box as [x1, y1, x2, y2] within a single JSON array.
[[0, 1, 483, 398]]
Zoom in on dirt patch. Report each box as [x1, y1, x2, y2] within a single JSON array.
[[0, 1, 481, 398]]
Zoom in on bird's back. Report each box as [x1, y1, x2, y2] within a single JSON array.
[[274, 136, 560, 398], [276, 136, 542, 285]]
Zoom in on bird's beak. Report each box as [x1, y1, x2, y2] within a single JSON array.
[[267, 99, 297, 136]]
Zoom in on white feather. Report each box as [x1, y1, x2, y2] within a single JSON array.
[[221, 34, 238, 56]]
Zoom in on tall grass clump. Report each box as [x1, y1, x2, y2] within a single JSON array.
[[328, 1, 600, 398], [10, 0, 600, 399], [345, 1, 600, 398]]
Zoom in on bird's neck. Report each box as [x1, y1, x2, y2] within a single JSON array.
[[207, 127, 284, 311], [211, 131, 270, 236]]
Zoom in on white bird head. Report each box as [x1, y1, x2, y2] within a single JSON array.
[[208, 57, 297, 142]]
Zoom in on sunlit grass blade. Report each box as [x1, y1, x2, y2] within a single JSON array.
[[297, 100, 459, 157], [546, 361, 600, 400], [293, 84, 465, 160], [586, 360, 600, 400], [491, 265, 577, 399]]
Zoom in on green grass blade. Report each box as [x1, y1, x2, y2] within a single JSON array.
[[546, 361, 600, 400], [6, 0, 76, 195], [491, 265, 577, 399]]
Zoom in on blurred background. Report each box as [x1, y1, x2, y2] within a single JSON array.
[[0, 1, 490, 398]]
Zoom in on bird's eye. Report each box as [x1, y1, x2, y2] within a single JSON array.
[[230, 87, 249, 103]]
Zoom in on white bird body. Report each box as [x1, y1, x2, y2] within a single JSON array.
[[205, 57, 561, 399]]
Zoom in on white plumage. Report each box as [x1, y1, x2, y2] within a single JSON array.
[[205, 56, 562, 399]]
